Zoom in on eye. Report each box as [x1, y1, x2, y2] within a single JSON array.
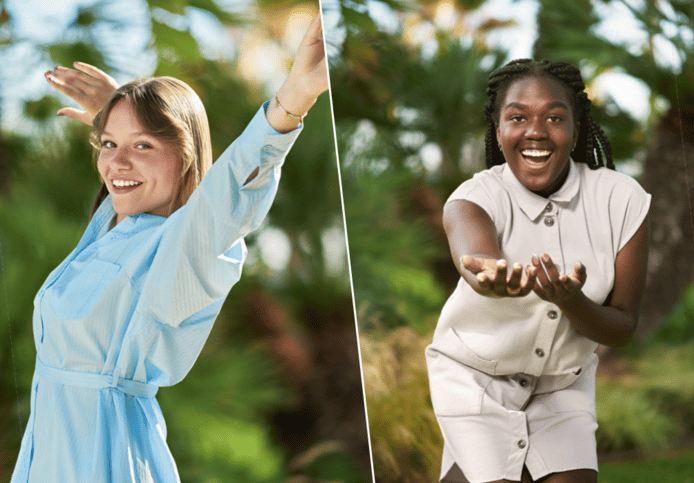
[[136, 142, 153, 150], [101, 140, 116, 149], [548, 114, 563, 122], [510, 115, 524, 123]]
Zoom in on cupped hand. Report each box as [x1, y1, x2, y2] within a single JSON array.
[[45, 62, 119, 125], [531, 254, 587, 304], [461, 255, 537, 298]]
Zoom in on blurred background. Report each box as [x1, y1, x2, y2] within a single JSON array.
[[322, 0, 694, 481], [0, 1, 372, 482]]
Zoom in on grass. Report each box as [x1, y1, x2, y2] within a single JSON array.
[[599, 448, 694, 482], [596, 341, 694, 453]]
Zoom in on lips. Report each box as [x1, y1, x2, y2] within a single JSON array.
[[521, 149, 553, 164], [110, 179, 143, 194], [112, 179, 142, 187]]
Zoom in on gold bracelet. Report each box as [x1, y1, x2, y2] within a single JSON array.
[[274, 94, 306, 123]]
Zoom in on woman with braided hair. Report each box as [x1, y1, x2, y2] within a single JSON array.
[[426, 59, 650, 483]]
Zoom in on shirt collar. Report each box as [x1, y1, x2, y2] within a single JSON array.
[[501, 159, 580, 221], [91, 195, 166, 238]]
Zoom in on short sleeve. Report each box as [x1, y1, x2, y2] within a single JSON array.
[[606, 173, 651, 253], [445, 170, 501, 224]]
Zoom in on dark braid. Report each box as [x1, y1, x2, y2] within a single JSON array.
[[484, 59, 615, 170]]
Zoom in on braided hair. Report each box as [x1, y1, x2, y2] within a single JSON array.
[[484, 59, 614, 170]]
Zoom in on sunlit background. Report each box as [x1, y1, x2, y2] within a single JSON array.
[[322, 0, 694, 481], [0, 1, 371, 482]]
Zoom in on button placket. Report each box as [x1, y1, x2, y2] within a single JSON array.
[[540, 202, 565, 276]]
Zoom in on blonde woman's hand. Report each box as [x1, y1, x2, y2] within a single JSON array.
[[45, 62, 119, 125], [266, 13, 328, 133], [531, 254, 587, 304], [461, 255, 538, 298], [285, 12, 328, 99]]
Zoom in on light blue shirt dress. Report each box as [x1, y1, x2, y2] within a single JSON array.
[[11, 104, 302, 483]]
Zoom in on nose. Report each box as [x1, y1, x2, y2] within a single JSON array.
[[111, 147, 132, 170], [525, 118, 548, 139]]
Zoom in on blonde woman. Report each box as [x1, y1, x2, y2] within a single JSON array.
[[11, 16, 327, 483]]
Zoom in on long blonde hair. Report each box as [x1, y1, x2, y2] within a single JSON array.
[[89, 77, 213, 218]]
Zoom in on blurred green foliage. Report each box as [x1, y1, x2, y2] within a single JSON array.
[[327, 0, 694, 480], [648, 279, 694, 345]]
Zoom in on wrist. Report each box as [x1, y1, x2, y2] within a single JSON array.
[[275, 77, 318, 116], [556, 290, 585, 312]]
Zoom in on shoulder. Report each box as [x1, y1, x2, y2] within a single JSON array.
[[577, 164, 650, 202], [446, 165, 507, 205]]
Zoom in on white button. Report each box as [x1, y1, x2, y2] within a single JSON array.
[[518, 439, 527, 448], [535, 348, 545, 357], [544, 217, 554, 227], [548, 310, 558, 320], [519, 378, 528, 387], [545, 202, 553, 212]]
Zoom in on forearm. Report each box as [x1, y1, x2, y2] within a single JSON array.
[[558, 291, 637, 348]]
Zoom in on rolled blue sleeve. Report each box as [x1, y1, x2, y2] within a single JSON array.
[[136, 104, 302, 327]]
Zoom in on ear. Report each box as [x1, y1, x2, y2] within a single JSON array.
[[573, 122, 580, 147], [496, 126, 501, 144]]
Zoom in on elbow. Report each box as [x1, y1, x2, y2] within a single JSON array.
[[604, 316, 638, 349]]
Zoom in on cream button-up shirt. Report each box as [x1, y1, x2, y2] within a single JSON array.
[[427, 160, 650, 384]]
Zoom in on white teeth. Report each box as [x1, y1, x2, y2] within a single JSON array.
[[522, 150, 552, 157], [112, 179, 142, 187]]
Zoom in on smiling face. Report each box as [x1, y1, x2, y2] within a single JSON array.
[[495, 75, 580, 197], [97, 99, 182, 224]]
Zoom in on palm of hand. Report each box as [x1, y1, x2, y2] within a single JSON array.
[[461, 255, 537, 298], [531, 254, 586, 304]]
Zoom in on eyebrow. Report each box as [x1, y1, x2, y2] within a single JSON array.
[[100, 130, 151, 138], [505, 101, 569, 111]]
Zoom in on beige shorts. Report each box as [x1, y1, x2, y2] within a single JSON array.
[[427, 350, 599, 483]]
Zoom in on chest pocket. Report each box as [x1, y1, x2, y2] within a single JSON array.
[[48, 259, 122, 320]]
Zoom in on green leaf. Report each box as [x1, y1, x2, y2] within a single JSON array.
[[187, 0, 243, 25], [151, 18, 201, 62], [74, 8, 97, 27], [147, 0, 187, 15], [45, 41, 106, 70], [22, 96, 62, 122]]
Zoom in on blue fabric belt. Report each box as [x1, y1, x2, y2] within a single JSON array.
[[35, 358, 158, 398]]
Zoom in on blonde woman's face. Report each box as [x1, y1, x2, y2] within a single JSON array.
[[97, 100, 182, 224]]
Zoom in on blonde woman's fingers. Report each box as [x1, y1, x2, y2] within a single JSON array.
[[301, 12, 323, 45], [56, 107, 93, 125], [73, 62, 119, 88]]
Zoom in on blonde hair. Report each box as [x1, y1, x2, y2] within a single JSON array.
[[89, 77, 213, 218]]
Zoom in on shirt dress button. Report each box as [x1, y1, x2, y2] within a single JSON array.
[[535, 348, 545, 357], [544, 202, 553, 212], [519, 378, 529, 387], [518, 439, 527, 448], [544, 217, 555, 227], [548, 310, 558, 319]]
